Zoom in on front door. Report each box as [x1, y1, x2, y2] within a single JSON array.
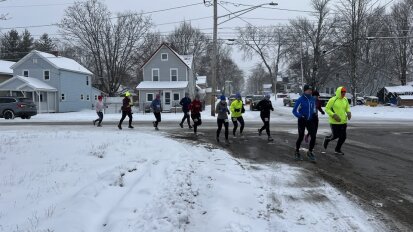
[[163, 91, 171, 111]]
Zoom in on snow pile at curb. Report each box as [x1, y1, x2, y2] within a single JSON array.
[[0, 127, 384, 232]]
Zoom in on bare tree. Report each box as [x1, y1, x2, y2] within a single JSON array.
[[60, 0, 152, 96], [167, 22, 210, 75], [289, 0, 336, 89], [246, 63, 271, 94], [237, 25, 285, 94], [387, 0, 413, 85], [337, 0, 372, 105]]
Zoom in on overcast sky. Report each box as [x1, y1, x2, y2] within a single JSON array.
[[0, 0, 393, 76]]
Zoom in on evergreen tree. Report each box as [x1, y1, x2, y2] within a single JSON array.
[[34, 33, 56, 52], [0, 29, 21, 61], [19, 29, 34, 56]]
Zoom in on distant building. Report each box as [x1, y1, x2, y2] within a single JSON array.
[[136, 43, 195, 112], [0, 50, 102, 113]]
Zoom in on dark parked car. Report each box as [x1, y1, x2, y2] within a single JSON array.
[[0, 97, 37, 120], [250, 95, 265, 111]]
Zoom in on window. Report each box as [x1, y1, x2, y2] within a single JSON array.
[[33, 59, 38, 64], [325, 88, 329, 94], [86, 76, 89, 86], [147, 93, 154, 102], [152, 69, 159, 81], [80, 94, 84, 100], [170, 69, 178, 81], [87, 95, 90, 101], [43, 70, 50, 81], [23, 70, 29, 77], [61, 94, 65, 101], [95, 95, 98, 100], [161, 53, 168, 61], [173, 93, 180, 101]]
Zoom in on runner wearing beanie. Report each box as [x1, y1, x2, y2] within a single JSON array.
[[230, 93, 245, 138], [292, 84, 317, 162], [216, 95, 230, 144]]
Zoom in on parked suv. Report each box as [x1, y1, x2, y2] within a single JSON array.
[[0, 97, 37, 120]]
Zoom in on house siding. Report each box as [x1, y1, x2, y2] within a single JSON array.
[[143, 47, 188, 82], [59, 70, 93, 112], [12, 52, 94, 112]]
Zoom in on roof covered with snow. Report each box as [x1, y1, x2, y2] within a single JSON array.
[[12, 50, 93, 75], [398, 95, 413, 100], [385, 85, 413, 94], [0, 76, 57, 91], [136, 81, 188, 90], [0, 60, 15, 75]]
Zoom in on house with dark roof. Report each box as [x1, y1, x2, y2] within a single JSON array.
[[0, 50, 102, 113], [136, 43, 195, 112]]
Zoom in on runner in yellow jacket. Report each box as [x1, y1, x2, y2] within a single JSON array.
[[323, 86, 352, 155], [230, 93, 245, 138]]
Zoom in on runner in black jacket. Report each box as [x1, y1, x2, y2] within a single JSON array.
[[256, 94, 274, 142]]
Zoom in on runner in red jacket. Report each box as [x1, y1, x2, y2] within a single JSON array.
[[189, 95, 202, 135]]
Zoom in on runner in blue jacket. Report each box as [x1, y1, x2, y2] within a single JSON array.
[[292, 84, 317, 162]]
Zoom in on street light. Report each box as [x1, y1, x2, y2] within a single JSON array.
[[209, 1, 277, 116]]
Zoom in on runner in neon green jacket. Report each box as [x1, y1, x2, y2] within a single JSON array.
[[325, 86, 351, 124], [230, 93, 245, 138], [323, 86, 352, 155]]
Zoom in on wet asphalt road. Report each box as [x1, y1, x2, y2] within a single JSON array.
[[166, 121, 413, 232], [2, 120, 413, 231]]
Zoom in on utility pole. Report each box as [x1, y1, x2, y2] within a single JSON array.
[[300, 41, 304, 89], [211, 0, 218, 116]]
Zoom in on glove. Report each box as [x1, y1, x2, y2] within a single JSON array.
[[333, 114, 341, 122], [347, 112, 352, 120], [234, 109, 240, 112]]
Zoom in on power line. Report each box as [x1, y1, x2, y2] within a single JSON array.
[[0, 2, 74, 8], [219, 1, 318, 14]]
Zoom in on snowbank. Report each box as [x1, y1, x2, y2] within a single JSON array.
[[0, 126, 385, 232]]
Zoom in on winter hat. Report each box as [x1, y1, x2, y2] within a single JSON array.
[[341, 87, 347, 92], [98, 95, 103, 100], [312, 90, 320, 97], [220, 95, 226, 101], [235, 93, 241, 99], [303, 84, 313, 92]]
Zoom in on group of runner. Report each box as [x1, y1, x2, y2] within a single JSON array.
[[93, 85, 351, 162]]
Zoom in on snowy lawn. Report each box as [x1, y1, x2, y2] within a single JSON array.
[[0, 126, 385, 232]]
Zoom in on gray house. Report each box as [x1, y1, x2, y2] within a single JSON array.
[[137, 43, 195, 112], [4, 50, 101, 113]]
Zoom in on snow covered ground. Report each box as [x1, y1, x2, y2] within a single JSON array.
[[0, 126, 385, 232], [1, 98, 411, 124]]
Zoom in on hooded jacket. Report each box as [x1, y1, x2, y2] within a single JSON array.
[[292, 94, 316, 121], [325, 87, 351, 125], [230, 99, 244, 118]]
